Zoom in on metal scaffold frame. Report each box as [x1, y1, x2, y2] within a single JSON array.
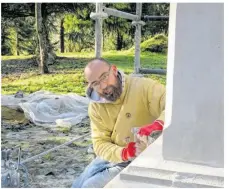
[[90, 3, 169, 75]]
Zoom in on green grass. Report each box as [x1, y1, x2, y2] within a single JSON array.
[[1, 51, 167, 95], [2, 72, 87, 95], [57, 50, 167, 72], [56, 126, 71, 134], [139, 33, 168, 54], [1, 55, 34, 60]]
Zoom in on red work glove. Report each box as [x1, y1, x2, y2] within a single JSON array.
[[121, 142, 136, 161], [137, 120, 164, 144]]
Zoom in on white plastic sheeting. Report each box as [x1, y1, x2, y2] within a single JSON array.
[[1, 91, 89, 127]]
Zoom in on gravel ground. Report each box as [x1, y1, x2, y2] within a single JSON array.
[[1, 109, 94, 188]]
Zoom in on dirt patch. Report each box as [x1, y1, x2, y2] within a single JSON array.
[[1, 108, 94, 188]]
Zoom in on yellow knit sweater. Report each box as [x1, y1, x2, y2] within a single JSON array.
[[88, 74, 165, 163]]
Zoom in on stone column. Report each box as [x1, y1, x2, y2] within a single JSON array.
[[163, 3, 224, 168]]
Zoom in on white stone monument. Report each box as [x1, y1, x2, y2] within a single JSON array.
[[105, 3, 224, 188]]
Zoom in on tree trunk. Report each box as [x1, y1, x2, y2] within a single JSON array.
[[35, 3, 49, 74], [60, 18, 65, 53], [42, 4, 56, 65], [116, 31, 123, 50]]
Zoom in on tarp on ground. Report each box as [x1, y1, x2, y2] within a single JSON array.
[[1, 90, 89, 127]]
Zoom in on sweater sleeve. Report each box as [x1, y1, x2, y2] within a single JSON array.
[[88, 103, 124, 163]]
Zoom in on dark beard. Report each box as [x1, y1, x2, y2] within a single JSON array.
[[100, 78, 122, 101]]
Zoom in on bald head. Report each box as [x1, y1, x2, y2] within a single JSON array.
[[84, 58, 110, 82]]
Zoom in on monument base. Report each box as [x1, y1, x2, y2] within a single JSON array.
[[105, 136, 224, 188]]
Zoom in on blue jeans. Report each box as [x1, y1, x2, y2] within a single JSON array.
[[71, 157, 130, 188]]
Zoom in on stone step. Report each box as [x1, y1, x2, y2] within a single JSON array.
[[119, 166, 224, 188]]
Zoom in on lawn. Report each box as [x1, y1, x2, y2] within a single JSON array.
[[1, 51, 167, 96]]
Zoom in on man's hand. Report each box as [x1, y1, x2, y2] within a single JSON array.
[[137, 120, 164, 145], [135, 140, 147, 156], [122, 121, 164, 161], [121, 141, 148, 161], [121, 142, 136, 161]]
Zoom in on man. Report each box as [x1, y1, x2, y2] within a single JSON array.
[[72, 58, 165, 188]]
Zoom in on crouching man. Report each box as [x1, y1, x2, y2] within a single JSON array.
[[72, 58, 165, 188]]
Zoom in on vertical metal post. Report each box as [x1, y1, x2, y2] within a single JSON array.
[[134, 3, 143, 74], [95, 3, 103, 58]]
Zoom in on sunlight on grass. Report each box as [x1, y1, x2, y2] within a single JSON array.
[[2, 73, 87, 96], [57, 50, 167, 73], [2, 51, 167, 95], [1, 55, 34, 60]]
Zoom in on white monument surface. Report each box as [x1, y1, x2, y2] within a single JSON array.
[[105, 3, 224, 188]]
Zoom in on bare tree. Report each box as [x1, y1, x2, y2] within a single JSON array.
[[35, 3, 49, 74], [60, 17, 65, 53]]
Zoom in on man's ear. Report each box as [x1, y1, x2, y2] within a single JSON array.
[[111, 65, 118, 76]]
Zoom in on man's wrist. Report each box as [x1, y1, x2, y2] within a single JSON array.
[[138, 120, 164, 136], [121, 147, 128, 161], [121, 142, 136, 161]]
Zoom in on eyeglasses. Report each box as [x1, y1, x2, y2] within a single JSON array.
[[89, 67, 111, 90]]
